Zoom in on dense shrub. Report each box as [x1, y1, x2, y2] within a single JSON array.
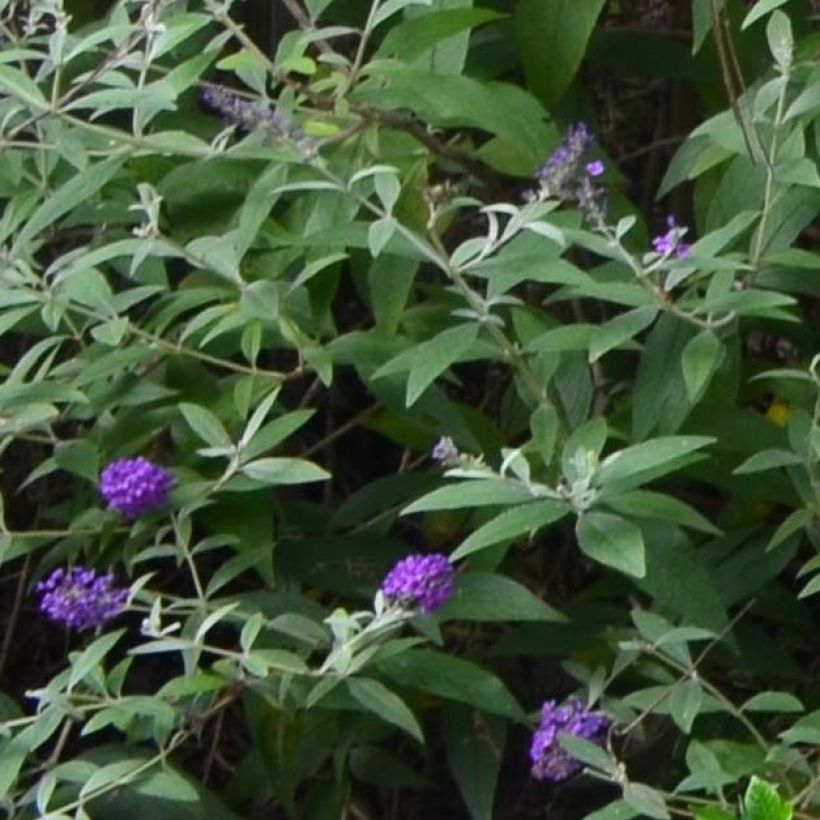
[[0, 0, 818, 818]]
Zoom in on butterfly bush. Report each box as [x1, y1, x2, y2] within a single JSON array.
[[99, 457, 174, 519], [36, 567, 129, 631], [381, 553, 455, 613], [0, 0, 816, 817], [529, 698, 611, 782]]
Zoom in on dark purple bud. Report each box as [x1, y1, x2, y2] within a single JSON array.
[[380, 553, 455, 614], [530, 697, 611, 782], [100, 457, 174, 519], [36, 567, 129, 631]]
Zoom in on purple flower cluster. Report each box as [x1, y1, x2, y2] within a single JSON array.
[[432, 436, 460, 467], [201, 84, 310, 149], [381, 553, 455, 614], [530, 698, 611, 782], [36, 567, 129, 631], [652, 215, 691, 259], [536, 123, 595, 195], [535, 123, 607, 222], [100, 457, 174, 519]]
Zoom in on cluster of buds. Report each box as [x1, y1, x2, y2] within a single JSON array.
[[530, 697, 611, 782], [201, 84, 313, 153], [36, 567, 129, 632], [535, 123, 607, 222]]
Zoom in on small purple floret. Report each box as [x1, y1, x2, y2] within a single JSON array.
[[100, 457, 174, 518], [36, 567, 129, 631], [529, 697, 610, 782], [651, 214, 691, 259], [432, 436, 460, 467], [381, 553, 455, 613], [586, 160, 605, 177]]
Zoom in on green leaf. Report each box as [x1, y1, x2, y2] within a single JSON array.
[[596, 436, 715, 492], [603, 490, 719, 534], [768, 508, 813, 551], [346, 677, 424, 742], [633, 315, 698, 438], [132, 769, 199, 803], [368, 216, 397, 257], [377, 7, 503, 61], [179, 402, 231, 448], [451, 500, 570, 560], [80, 759, 146, 799], [682, 330, 722, 401], [187, 234, 242, 284], [241, 409, 315, 462], [766, 10, 793, 71], [797, 573, 820, 598], [439, 571, 565, 622], [91, 317, 129, 346], [514, 0, 606, 106], [530, 404, 560, 466], [562, 416, 608, 477], [240, 457, 330, 485], [733, 449, 803, 474], [373, 0, 436, 28], [622, 782, 670, 820], [349, 746, 430, 790], [585, 800, 640, 820], [742, 0, 790, 28], [659, 135, 733, 197], [639, 525, 728, 633], [780, 710, 820, 745], [559, 734, 618, 774], [368, 254, 417, 334], [576, 512, 646, 577], [741, 692, 804, 713], [443, 705, 506, 820], [406, 323, 478, 406], [670, 679, 703, 734], [234, 162, 288, 256], [352, 68, 554, 170], [12, 157, 124, 254], [0, 64, 46, 108], [743, 776, 792, 820], [692, 808, 736, 820], [377, 649, 525, 720], [691, 0, 724, 55], [402, 480, 537, 514], [589, 306, 659, 363], [69, 630, 125, 689]]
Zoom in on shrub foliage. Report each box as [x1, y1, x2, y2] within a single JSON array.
[[0, 0, 818, 817]]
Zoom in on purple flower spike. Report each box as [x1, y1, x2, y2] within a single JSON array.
[[381, 553, 455, 614], [536, 123, 594, 195], [100, 457, 174, 519], [36, 567, 129, 631], [586, 160, 605, 177], [529, 697, 611, 782], [201, 84, 311, 149]]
